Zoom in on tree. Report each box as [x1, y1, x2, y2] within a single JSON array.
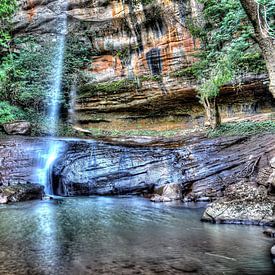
[[198, 57, 233, 129], [240, 0, 275, 97], [186, 0, 267, 129]]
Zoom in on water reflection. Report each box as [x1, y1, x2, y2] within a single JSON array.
[[0, 197, 274, 274]]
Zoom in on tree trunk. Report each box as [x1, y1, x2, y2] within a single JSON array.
[[202, 98, 221, 129], [240, 0, 275, 98]]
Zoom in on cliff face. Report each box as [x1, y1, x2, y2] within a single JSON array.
[[14, 0, 275, 131]]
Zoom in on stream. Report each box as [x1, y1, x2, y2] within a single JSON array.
[[0, 197, 274, 274]]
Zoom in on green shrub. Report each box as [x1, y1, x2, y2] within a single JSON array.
[[87, 127, 179, 137], [0, 0, 17, 48], [78, 79, 137, 97], [208, 120, 275, 137], [0, 34, 92, 135], [0, 101, 26, 124]]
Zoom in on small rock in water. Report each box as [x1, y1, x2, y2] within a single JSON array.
[[151, 194, 166, 202], [263, 228, 275, 238], [271, 245, 275, 257], [0, 195, 8, 204], [151, 183, 182, 202]]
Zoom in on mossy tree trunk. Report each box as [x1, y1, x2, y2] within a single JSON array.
[[240, 0, 275, 98], [202, 97, 221, 129]]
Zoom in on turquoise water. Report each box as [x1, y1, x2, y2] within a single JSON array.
[[0, 197, 274, 274]]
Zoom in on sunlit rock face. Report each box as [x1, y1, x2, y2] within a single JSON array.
[[13, 1, 275, 131], [0, 134, 274, 198]]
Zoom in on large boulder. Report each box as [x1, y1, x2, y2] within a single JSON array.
[[201, 181, 275, 226], [0, 184, 44, 204], [3, 121, 31, 135], [151, 183, 183, 202]]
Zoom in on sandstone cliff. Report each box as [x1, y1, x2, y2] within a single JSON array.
[[13, 0, 275, 132]]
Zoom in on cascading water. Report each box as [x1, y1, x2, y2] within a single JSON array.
[[36, 0, 68, 195], [68, 75, 77, 125]]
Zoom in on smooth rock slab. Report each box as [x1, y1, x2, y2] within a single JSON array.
[[3, 121, 31, 135], [0, 134, 274, 198]]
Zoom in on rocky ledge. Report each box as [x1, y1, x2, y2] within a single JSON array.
[[201, 156, 275, 226], [201, 181, 275, 226], [0, 183, 44, 204], [0, 133, 274, 226]]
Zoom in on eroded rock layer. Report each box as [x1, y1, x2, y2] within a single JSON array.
[[0, 134, 274, 200]]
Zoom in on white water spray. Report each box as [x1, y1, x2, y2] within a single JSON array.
[[36, 0, 68, 195]]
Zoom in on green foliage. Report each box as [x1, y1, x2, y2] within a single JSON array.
[[0, 101, 25, 124], [198, 56, 234, 101], [170, 67, 198, 78], [139, 74, 161, 81], [0, 0, 16, 17], [78, 79, 137, 97], [208, 120, 275, 137], [0, 37, 54, 110], [63, 35, 92, 91], [141, 0, 155, 5], [87, 127, 179, 137], [185, 0, 267, 102], [0, 0, 17, 48], [0, 34, 91, 130]]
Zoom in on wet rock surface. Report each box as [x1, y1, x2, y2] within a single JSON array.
[[201, 153, 275, 225], [0, 183, 44, 204], [271, 245, 275, 258], [0, 134, 274, 200]]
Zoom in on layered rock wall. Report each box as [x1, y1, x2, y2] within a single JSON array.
[[0, 134, 274, 198], [13, 0, 275, 131]]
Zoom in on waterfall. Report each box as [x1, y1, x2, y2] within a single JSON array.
[[48, 1, 68, 135], [36, 0, 68, 195], [68, 75, 77, 125]]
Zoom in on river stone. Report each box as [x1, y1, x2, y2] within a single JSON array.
[[0, 195, 8, 204], [271, 245, 275, 258], [263, 228, 275, 238], [0, 184, 44, 204], [151, 183, 182, 202], [3, 121, 31, 135], [150, 194, 172, 202]]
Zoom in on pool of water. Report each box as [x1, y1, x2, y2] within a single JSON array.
[[0, 197, 274, 274]]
